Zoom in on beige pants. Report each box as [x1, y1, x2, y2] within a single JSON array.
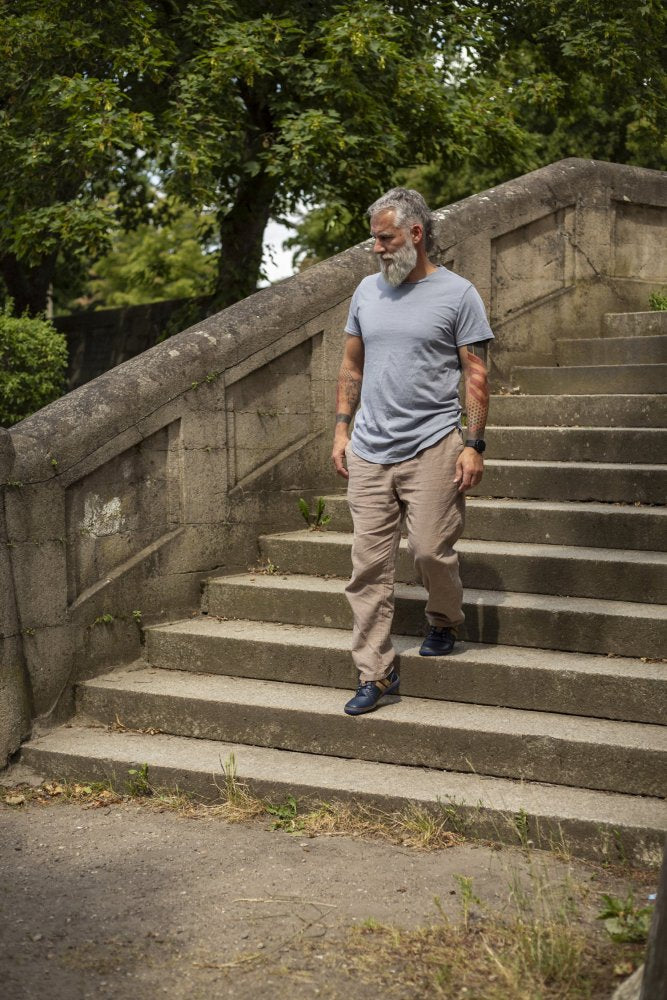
[[345, 429, 465, 682]]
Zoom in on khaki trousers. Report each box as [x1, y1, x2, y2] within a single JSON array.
[[345, 429, 465, 682]]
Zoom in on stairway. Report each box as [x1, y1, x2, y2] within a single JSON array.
[[21, 310, 667, 865]]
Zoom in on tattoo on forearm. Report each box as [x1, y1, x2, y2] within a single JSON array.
[[336, 366, 362, 416], [336, 413, 352, 424], [465, 349, 489, 438]]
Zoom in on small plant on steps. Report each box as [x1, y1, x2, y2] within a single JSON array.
[[298, 496, 332, 530]]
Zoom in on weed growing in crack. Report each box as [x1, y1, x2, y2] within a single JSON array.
[[126, 763, 151, 797], [266, 795, 302, 832], [298, 496, 332, 530]]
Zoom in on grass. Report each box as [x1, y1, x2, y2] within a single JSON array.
[[333, 857, 647, 999], [2, 770, 654, 997], [340, 912, 641, 998], [0, 767, 654, 870]]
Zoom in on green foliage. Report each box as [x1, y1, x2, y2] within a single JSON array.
[[92, 613, 115, 626], [265, 795, 302, 832], [126, 762, 152, 798], [649, 290, 667, 311], [292, 0, 667, 264], [298, 496, 332, 530], [3, 1, 665, 309], [84, 199, 217, 308], [0, 303, 67, 425], [596, 892, 653, 943], [0, 1, 172, 313]]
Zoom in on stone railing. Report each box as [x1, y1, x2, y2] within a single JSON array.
[[1, 157, 666, 765]]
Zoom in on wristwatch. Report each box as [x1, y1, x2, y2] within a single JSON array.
[[464, 439, 486, 454]]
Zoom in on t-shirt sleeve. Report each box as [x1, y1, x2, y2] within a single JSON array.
[[344, 287, 362, 337], [454, 284, 494, 346]]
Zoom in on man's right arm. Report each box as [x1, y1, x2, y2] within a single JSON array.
[[332, 334, 364, 480]]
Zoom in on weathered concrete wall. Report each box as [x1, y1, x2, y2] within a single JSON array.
[[0, 430, 32, 764], [2, 158, 666, 765]]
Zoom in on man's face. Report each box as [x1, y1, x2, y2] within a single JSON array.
[[370, 209, 418, 287]]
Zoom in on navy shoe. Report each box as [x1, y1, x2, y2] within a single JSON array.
[[419, 626, 457, 656], [344, 669, 400, 716]]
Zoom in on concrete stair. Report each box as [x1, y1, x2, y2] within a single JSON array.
[[21, 309, 667, 865], [512, 364, 667, 395], [258, 531, 667, 604], [556, 335, 667, 366]]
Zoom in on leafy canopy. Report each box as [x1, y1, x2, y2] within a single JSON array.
[[0, 0, 664, 309]]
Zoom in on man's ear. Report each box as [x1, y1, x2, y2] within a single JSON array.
[[411, 223, 423, 245]]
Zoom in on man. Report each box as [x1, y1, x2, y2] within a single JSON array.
[[332, 187, 492, 716]]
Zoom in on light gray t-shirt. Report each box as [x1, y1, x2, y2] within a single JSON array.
[[345, 266, 494, 464]]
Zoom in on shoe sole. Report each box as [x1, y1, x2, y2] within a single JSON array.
[[418, 646, 456, 656]]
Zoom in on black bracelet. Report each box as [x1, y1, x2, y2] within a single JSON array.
[[335, 414, 352, 424]]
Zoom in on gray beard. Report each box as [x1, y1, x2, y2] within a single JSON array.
[[378, 240, 418, 287]]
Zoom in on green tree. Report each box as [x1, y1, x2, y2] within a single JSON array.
[[290, 0, 666, 265], [161, 1, 525, 309], [0, 0, 171, 315], [84, 200, 217, 308], [0, 304, 68, 426], [2, 1, 664, 313]]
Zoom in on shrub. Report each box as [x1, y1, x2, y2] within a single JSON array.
[[0, 303, 68, 426]]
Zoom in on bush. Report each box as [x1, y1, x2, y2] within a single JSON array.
[[0, 303, 68, 426]]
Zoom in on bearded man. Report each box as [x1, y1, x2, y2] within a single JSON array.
[[331, 187, 493, 716]]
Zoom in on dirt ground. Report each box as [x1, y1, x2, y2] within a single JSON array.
[[0, 764, 650, 1000]]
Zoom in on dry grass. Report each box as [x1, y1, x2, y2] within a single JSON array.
[[335, 860, 645, 1000], [339, 915, 638, 999]]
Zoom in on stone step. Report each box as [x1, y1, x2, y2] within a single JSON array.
[[483, 426, 663, 464], [511, 364, 667, 395], [488, 394, 667, 428], [603, 311, 667, 338], [20, 725, 667, 866], [321, 495, 667, 552], [145, 618, 667, 725], [259, 531, 667, 604], [469, 459, 666, 504], [205, 573, 667, 659], [556, 336, 667, 367], [71, 666, 667, 799]]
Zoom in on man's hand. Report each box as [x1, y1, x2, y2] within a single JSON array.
[[454, 447, 484, 493], [332, 430, 349, 480]]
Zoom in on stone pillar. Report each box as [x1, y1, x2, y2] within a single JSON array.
[[0, 427, 32, 768]]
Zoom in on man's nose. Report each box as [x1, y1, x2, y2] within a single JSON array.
[[373, 239, 385, 254]]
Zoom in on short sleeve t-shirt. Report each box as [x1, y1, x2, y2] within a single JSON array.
[[345, 266, 494, 463]]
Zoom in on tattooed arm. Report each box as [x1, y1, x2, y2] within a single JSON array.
[[332, 335, 365, 480], [454, 340, 490, 493]]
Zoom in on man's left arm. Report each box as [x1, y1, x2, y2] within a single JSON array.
[[454, 341, 490, 493]]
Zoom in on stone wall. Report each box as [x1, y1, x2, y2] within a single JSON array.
[[1, 158, 666, 765]]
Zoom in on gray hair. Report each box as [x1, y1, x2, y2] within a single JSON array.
[[367, 187, 434, 252]]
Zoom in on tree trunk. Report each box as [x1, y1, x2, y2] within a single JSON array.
[[0, 253, 56, 317], [211, 169, 278, 313]]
